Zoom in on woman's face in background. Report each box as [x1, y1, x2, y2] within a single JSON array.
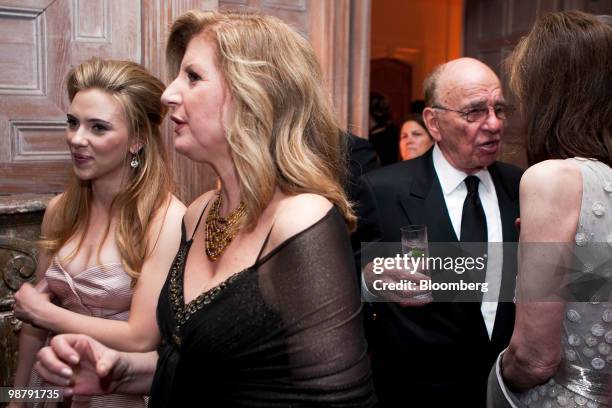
[[399, 120, 434, 161]]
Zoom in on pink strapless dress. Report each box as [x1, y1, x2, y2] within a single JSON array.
[[28, 257, 146, 408]]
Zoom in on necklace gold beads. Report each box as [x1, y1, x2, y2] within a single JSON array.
[[205, 192, 246, 261]]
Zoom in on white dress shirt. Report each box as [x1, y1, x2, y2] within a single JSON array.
[[432, 144, 503, 338]]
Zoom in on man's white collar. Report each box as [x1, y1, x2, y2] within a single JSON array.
[[432, 144, 494, 195]]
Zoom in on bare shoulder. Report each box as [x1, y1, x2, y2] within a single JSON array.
[[41, 193, 64, 235], [145, 194, 185, 252], [47, 193, 64, 211], [149, 194, 185, 226], [520, 159, 582, 201], [184, 190, 217, 233], [44, 193, 64, 218], [269, 193, 333, 245], [165, 194, 187, 220], [520, 160, 582, 242], [157, 194, 186, 231]]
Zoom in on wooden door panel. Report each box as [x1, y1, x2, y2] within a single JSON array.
[[0, 0, 140, 194], [141, 0, 218, 206], [220, 0, 310, 34], [0, 9, 45, 96], [262, 0, 309, 36], [0, 0, 55, 7], [479, 0, 505, 39], [10, 120, 69, 162], [69, 0, 141, 64], [370, 58, 412, 128], [0, 1, 67, 193], [508, 0, 538, 34], [219, 0, 356, 135], [565, 0, 612, 14]]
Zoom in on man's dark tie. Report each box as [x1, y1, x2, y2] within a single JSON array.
[[461, 176, 487, 300], [460, 175, 487, 242]]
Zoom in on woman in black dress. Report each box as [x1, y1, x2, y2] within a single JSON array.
[[34, 9, 376, 407]]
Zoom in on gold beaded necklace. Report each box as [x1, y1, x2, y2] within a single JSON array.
[[205, 192, 246, 261]]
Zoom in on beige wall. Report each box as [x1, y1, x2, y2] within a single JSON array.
[[371, 0, 463, 100]]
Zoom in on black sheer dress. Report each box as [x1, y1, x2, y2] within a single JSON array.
[[150, 206, 376, 407]]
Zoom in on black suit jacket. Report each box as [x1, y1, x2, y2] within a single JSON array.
[[352, 147, 522, 408], [346, 133, 379, 205]]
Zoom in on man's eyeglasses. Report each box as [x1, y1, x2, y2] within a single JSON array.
[[432, 104, 516, 123]]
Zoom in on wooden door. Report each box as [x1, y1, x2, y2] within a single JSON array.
[[370, 58, 412, 128]]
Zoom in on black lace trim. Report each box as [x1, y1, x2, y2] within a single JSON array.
[[167, 241, 246, 347]]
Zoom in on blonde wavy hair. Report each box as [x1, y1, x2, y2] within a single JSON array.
[[166, 9, 355, 230], [44, 58, 173, 281]]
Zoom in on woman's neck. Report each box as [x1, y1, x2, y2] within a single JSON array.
[[90, 176, 123, 211], [214, 161, 242, 216]]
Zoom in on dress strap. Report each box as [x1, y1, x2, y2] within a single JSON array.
[[255, 201, 285, 264], [255, 222, 275, 264], [190, 198, 212, 241], [180, 219, 187, 243]]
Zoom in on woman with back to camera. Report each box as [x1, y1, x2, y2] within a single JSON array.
[[9, 59, 185, 407], [398, 113, 434, 161], [487, 11, 612, 408], [32, 9, 376, 407]]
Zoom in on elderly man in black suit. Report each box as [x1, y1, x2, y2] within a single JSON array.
[[353, 57, 523, 407]]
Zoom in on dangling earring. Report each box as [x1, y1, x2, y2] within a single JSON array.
[[130, 154, 139, 169]]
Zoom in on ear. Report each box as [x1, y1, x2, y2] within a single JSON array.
[[422, 108, 443, 143], [129, 138, 144, 155]]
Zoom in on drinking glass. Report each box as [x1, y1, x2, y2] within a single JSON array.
[[400, 225, 431, 299]]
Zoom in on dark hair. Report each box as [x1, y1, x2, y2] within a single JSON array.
[[506, 11, 612, 167], [410, 100, 425, 114], [369, 92, 392, 125], [401, 113, 431, 139]]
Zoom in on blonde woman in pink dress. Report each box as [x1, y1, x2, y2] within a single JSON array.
[[9, 59, 185, 407]]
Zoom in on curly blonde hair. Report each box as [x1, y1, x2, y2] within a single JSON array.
[[167, 9, 355, 230]]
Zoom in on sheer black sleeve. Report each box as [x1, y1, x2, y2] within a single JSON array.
[[255, 208, 376, 406]]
